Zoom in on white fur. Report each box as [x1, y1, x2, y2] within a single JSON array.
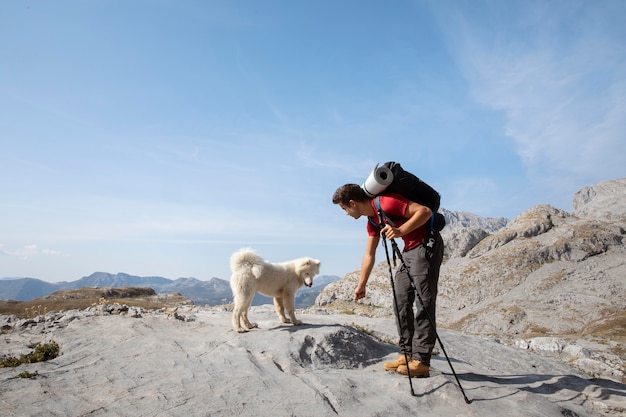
[[229, 248, 321, 333]]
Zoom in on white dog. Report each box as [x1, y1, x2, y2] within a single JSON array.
[[229, 248, 321, 333]]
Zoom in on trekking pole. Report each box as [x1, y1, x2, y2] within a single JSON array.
[[389, 238, 472, 404], [379, 233, 415, 396]]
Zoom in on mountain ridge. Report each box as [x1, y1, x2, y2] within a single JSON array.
[[0, 272, 341, 309]]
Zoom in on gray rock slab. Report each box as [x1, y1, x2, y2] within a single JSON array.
[[1, 306, 624, 416]]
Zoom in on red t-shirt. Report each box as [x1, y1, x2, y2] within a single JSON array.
[[367, 193, 428, 251]]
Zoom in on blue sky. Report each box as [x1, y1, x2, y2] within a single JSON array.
[[1, 0, 625, 283]]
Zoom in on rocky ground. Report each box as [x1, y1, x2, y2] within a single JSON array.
[[1, 305, 625, 416]]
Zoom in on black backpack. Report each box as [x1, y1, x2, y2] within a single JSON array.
[[382, 161, 441, 212], [369, 161, 446, 232]]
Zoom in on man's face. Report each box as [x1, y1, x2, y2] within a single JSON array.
[[339, 201, 361, 219]]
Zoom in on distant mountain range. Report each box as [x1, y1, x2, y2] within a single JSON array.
[[0, 272, 341, 309]]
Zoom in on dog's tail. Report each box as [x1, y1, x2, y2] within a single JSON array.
[[229, 248, 264, 279]]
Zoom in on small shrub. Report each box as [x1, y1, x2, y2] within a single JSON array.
[[28, 341, 60, 363], [0, 341, 60, 368], [18, 370, 39, 379], [0, 356, 22, 368]]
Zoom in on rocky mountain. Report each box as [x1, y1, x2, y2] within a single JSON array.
[[294, 275, 341, 308], [439, 208, 509, 258], [68, 272, 173, 289], [573, 178, 626, 220], [440, 207, 509, 232], [316, 178, 626, 382], [0, 273, 218, 305], [0, 272, 340, 308], [0, 278, 61, 302]]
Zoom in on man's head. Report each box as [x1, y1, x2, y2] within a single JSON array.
[[332, 184, 368, 205], [332, 184, 371, 219]]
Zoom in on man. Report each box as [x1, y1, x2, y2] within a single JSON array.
[[332, 183, 444, 377]]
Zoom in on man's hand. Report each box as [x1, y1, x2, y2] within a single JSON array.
[[381, 224, 402, 240], [354, 284, 366, 301]]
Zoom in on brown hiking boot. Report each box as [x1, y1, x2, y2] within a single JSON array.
[[396, 360, 430, 377], [383, 355, 409, 371]]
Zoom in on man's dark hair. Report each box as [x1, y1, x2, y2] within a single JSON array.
[[332, 184, 369, 205]]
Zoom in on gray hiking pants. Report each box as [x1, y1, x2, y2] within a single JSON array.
[[392, 232, 444, 366]]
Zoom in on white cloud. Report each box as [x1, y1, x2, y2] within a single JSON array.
[[435, 1, 626, 184], [443, 176, 502, 216], [0, 244, 64, 260]]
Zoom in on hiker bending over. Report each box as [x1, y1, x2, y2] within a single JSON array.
[[332, 183, 444, 377]]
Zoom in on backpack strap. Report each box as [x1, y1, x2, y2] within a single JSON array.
[[368, 196, 383, 229], [373, 196, 398, 265], [376, 195, 440, 233], [375, 196, 396, 227]]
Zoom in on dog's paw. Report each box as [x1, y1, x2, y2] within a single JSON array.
[[246, 322, 259, 329], [292, 320, 303, 326], [234, 327, 246, 333]]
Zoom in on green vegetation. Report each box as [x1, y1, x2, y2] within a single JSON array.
[[0, 341, 60, 369]]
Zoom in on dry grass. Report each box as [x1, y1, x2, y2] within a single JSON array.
[[580, 311, 626, 357], [525, 325, 553, 337], [446, 312, 479, 332], [581, 310, 626, 339], [311, 300, 391, 318], [0, 287, 192, 318], [349, 323, 394, 345], [532, 270, 567, 292]]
